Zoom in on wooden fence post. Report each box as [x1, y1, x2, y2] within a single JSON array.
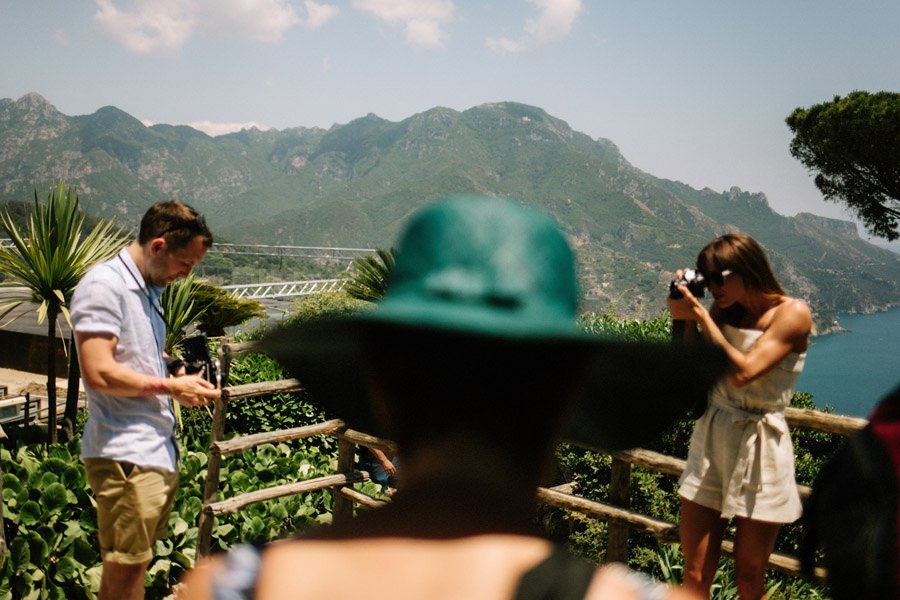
[[197, 391, 229, 558], [0, 450, 6, 567], [332, 438, 356, 525], [197, 341, 234, 558], [606, 457, 632, 563]]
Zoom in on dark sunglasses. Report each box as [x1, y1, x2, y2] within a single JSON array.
[[702, 269, 733, 287]]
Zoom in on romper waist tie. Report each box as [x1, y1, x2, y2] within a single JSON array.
[[712, 399, 789, 517]]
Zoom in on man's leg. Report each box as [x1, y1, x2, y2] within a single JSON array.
[[100, 560, 151, 600], [85, 459, 178, 600]]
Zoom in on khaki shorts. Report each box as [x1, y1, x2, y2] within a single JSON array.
[[83, 458, 179, 565]]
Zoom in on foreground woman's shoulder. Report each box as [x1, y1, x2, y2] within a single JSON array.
[[585, 564, 700, 600], [177, 545, 263, 600]]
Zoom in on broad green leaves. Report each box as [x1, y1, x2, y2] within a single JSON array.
[[0, 443, 99, 598], [0, 438, 336, 598]]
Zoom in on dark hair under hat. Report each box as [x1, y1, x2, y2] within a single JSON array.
[[262, 196, 727, 452]]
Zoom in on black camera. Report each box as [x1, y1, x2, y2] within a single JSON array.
[[669, 269, 706, 299], [180, 334, 220, 388]]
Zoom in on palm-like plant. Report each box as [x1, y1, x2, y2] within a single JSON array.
[[160, 273, 212, 432], [163, 275, 269, 349], [161, 272, 210, 355], [344, 247, 396, 302], [0, 182, 130, 443], [193, 281, 266, 338]]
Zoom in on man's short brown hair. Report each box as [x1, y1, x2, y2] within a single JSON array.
[[138, 200, 213, 250]]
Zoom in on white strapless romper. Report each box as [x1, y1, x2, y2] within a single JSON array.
[[678, 324, 805, 522]]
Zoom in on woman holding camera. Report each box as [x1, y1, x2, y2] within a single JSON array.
[[667, 233, 812, 600]]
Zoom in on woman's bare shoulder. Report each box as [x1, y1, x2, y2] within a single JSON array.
[[781, 297, 811, 315], [179, 540, 697, 600], [177, 554, 223, 600], [181, 536, 554, 600], [764, 298, 812, 352], [585, 564, 701, 600], [774, 298, 812, 330]]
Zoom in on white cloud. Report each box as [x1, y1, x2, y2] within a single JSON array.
[[94, 0, 193, 55], [194, 0, 301, 42], [352, 0, 454, 49], [184, 120, 272, 136], [93, 0, 338, 55], [305, 0, 339, 29], [486, 0, 583, 54], [52, 28, 70, 47], [142, 118, 272, 136]]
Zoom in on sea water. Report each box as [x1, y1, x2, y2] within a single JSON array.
[[796, 307, 900, 417]]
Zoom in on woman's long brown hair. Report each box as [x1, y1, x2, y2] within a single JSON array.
[[697, 233, 786, 324]]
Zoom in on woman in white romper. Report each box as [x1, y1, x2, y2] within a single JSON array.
[[667, 233, 812, 600]]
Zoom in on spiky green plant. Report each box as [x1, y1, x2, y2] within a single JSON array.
[[161, 272, 210, 355], [344, 247, 395, 302], [0, 182, 130, 443], [193, 282, 266, 337], [162, 277, 266, 348]]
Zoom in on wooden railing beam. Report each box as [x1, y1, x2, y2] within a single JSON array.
[[338, 484, 388, 509], [222, 379, 304, 403], [205, 473, 365, 516], [336, 428, 398, 455], [783, 406, 866, 436], [213, 420, 346, 456]]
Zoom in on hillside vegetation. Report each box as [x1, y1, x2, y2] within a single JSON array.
[[2, 93, 899, 327]]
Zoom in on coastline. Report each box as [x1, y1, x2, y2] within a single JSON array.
[[814, 302, 900, 337], [798, 307, 900, 417]]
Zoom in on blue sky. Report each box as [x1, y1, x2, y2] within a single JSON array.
[[1, 1, 898, 249]]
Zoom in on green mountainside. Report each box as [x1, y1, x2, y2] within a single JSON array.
[[2, 92, 899, 328]]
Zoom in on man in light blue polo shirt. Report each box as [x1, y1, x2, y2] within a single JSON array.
[[71, 200, 220, 600]]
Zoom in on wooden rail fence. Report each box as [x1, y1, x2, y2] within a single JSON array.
[[0, 393, 83, 432], [197, 340, 865, 582]]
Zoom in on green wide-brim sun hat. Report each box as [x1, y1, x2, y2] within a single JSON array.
[[262, 195, 727, 452]]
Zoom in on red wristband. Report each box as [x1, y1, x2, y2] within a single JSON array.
[[141, 377, 170, 396]]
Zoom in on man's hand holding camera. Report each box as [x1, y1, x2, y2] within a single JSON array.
[[140, 371, 219, 407], [168, 373, 219, 408]]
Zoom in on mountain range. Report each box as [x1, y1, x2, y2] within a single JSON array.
[[2, 92, 899, 329]]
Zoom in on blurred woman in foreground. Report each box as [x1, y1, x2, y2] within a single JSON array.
[[180, 196, 725, 600]]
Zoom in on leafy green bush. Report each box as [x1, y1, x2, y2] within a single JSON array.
[[0, 438, 341, 598], [1, 441, 100, 599], [287, 291, 369, 323]]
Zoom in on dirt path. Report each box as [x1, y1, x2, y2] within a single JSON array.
[[0, 367, 80, 397]]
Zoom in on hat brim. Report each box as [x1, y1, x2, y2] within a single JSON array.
[[260, 316, 727, 452]]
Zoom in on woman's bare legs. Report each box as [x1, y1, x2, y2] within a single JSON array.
[[732, 517, 780, 600], [679, 498, 726, 597]]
